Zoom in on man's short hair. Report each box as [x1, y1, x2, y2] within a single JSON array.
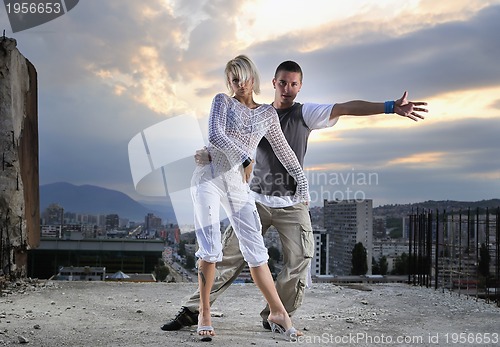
[[275, 61, 303, 82]]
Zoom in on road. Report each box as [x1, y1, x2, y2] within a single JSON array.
[[165, 261, 196, 283]]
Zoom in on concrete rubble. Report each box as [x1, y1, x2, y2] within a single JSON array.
[[0, 281, 498, 346]]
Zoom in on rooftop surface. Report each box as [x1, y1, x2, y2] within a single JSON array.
[[1, 280, 499, 346]]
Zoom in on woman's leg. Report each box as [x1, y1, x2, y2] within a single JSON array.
[[184, 224, 248, 312], [222, 189, 297, 333], [191, 175, 224, 338], [198, 260, 216, 337], [249, 264, 294, 331]]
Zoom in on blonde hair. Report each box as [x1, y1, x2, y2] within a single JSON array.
[[224, 55, 261, 95]]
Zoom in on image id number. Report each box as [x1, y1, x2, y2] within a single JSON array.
[[444, 333, 499, 344], [5, 2, 62, 14]]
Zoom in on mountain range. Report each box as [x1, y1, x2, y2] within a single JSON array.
[[40, 182, 499, 224], [40, 182, 176, 222], [374, 199, 500, 218]]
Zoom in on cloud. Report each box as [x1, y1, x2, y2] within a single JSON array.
[[303, 117, 500, 205], [246, 4, 500, 102], [38, 82, 165, 191], [305, 117, 500, 168], [13, 0, 198, 116], [490, 99, 500, 109], [4, 0, 499, 213]]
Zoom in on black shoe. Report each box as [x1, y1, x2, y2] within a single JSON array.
[[262, 320, 271, 331], [161, 307, 198, 331]]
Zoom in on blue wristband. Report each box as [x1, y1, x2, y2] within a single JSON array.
[[384, 101, 395, 114]]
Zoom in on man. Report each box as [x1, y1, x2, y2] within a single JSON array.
[[161, 61, 427, 331]]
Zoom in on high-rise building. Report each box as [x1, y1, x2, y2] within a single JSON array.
[[145, 213, 162, 233], [42, 203, 64, 225], [324, 199, 373, 276], [106, 214, 120, 231], [311, 228, 329, 277]]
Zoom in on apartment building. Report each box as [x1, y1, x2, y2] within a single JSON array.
[[324, 199, 373, 276]]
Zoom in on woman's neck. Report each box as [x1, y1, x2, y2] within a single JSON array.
[[234, 94, 258, 109]]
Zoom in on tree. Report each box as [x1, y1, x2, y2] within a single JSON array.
[[379, 256, 388, 275], [372, 257, 380, 275], [386, 217, 403, 238], [268, 259, 277, 279], [185, 255, 196, 270], [392, 252, 409, 275], [372, 256, 389, 275], [351, 242, 367, 275], [154, 259, 170, 282], [178, 240, 186, 257], [268, 246, 281, 262]]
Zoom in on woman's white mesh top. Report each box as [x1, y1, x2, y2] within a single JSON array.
[[207, 93, 309, 202]]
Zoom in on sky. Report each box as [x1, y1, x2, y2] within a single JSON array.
[[2, 0, 500, 223]]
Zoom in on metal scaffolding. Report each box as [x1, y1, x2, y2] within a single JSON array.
[[408, 207, 499, 307]]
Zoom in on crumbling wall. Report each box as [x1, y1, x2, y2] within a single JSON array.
[[0, 36, 39, 280]]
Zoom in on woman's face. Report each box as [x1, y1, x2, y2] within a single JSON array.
[[228, 72, 253, 98]]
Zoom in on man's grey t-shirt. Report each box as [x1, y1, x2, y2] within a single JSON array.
[[250, 102, 337, 207]]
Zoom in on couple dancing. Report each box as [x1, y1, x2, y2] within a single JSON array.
[[187, 55, 427, 342], [191, 55, 307, 341]]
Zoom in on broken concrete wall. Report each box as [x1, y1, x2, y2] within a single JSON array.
[[0, 37, 40, 280]]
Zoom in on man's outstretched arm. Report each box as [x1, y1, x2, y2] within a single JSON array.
[[330, 91, 428, 122]]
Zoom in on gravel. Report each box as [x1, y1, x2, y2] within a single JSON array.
[[0, 279, 499, 346]]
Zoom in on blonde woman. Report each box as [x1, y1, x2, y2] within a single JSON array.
[[191, 55, 308, 341]]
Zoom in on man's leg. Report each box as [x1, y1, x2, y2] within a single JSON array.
[[259, 203, 313, 321], [161, 225, 247, 330]]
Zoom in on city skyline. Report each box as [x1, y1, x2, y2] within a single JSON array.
[[40, 180, 500, 226], [2, 1, 499, 221]]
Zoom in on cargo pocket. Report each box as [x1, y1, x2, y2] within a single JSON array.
[[293, 279, 306, 308], [301, 226, 314, 258]]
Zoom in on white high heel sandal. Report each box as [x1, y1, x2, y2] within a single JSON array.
[[267, 319, 298, 341]]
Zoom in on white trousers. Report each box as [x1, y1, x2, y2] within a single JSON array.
[[191, 164, 269, 268]]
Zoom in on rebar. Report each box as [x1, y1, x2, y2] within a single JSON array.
[[409, 207, 499, 307]]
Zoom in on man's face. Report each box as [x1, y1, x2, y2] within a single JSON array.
[[272, 71, 302, 107]]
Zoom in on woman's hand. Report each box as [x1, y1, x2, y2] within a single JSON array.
[[194, 147, 211, 165], [294, 182, 310, 205]]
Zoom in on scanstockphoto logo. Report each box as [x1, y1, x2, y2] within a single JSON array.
[[3, 0, 79, 33], [128, 115, 207, 227]]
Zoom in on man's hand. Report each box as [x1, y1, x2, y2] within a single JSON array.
[[194, 147, 211, 165], [394, 91, 428, 121], [243, 160, 254, 183]]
